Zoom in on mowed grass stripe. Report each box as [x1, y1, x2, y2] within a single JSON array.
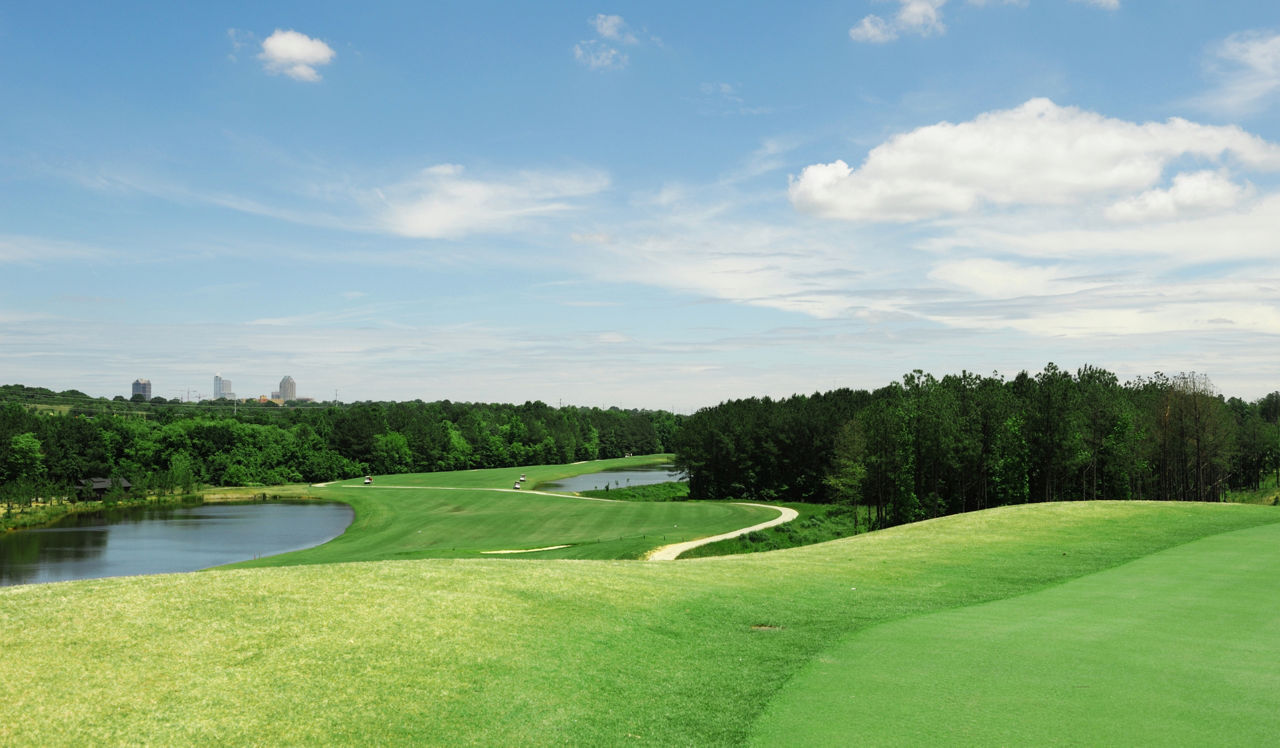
[[750, 520, 1280, 746], [3, 502, 1278, 745]]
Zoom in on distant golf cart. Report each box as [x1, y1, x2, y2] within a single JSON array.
[[364, 475, 373, 485]]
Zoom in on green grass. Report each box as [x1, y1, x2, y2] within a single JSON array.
[[578, 481, 690, 502], [681, 502, 872, 558], [2, 501, 1277, 745], [751, 519, 1280, 745], [1226, 472, 1280, 505], [229, 455, 775, 563]]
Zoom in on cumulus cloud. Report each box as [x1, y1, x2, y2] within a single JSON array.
[[850, 0, 946, 43], [1198, 30, 1280, 114], [258, 29, 336, 82], [789, 98, 1280, 222], [1072, 0, 1118, 8], [1104, 170, 1250, 222], [380, 164, 609, 239]]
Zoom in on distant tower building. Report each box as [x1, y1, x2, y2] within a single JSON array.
[[132, 378, 151, 399], [213, 374, 236, 401], [279, 375, 296, 402]]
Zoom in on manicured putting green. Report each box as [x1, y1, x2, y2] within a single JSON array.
[[227, 455, 777, 564], [751, 521, 1280, 746]]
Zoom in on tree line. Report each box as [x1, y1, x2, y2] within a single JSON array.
[[0, 385, 680, 507], [674, 365, 1280, 529]]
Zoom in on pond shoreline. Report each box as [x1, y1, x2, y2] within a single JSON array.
[[2, 490, 333, 534], [1, 500, 355, 587]]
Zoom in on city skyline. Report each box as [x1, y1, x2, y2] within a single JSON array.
[[2, 3, 1278, 410], [116, 373, 304, 402]]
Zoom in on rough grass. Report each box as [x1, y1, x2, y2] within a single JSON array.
[[2, 501, 1277, 745], [1226, 472, 1280, 505]]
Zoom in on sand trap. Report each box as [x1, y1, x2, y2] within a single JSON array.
[[481, 545, 571, 555]]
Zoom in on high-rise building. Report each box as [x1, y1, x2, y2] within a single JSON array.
[[279, 375, 297, 402], [132, 378, 151, 399], [213, 374, 236, 401]]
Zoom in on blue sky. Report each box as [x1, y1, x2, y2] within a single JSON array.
[[2, 1, 1278, 410]]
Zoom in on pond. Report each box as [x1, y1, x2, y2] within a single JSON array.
[[0, 502, 353, 587], [539, 464, 685, 493]]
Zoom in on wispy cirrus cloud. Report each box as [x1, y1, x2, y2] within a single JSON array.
[[573, 13, 657, 71], [0, 235, 115, 264], [379, 164, 610, 239], [1196, 30, 1280, 115]]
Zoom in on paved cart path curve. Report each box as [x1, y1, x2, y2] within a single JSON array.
[[644, 503, 798, 561]]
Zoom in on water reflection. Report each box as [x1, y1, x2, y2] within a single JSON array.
[[540, 465, 684, 493], [0, 502, 353, 587]]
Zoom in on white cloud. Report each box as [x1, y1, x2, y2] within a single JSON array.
[[927, 192, 1280, 262], [789, 98, 1280, 222], [850, 0, 946, 43], [927, 258, 1082, 299], [575, 14, 654, 70], [591, 14, 638, 44], [850, 15, 899, 43], [381, 164, 610, 239], [226, 28, 253, 62], [1104, 170, 1250, 223], [933, 292, 1280, 339], [573, 40, 627, 70], [1198, 31, 1280, 115], [851, 0, 1117, 44], [258, 29, 336, 82]]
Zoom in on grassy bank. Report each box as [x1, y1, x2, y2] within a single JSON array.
[[576, 481, 690, 502], [2, 501, 1277, 744], [1, 492, 211, 533], [1227, 472, 1280, 505]]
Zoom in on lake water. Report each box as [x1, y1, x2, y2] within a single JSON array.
[[539, 464, 684, 493], [0, 502, 353, 587]]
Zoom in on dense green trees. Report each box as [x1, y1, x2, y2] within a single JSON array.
[[0, 387, 681, 500], [675, 366, 1279, 527]]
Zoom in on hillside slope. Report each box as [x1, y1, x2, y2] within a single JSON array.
[[1, 502, 1276, 745]]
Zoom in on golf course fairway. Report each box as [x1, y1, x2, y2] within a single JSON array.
[[2, 500, 1277, 745], [225, 456, 779, 564]]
